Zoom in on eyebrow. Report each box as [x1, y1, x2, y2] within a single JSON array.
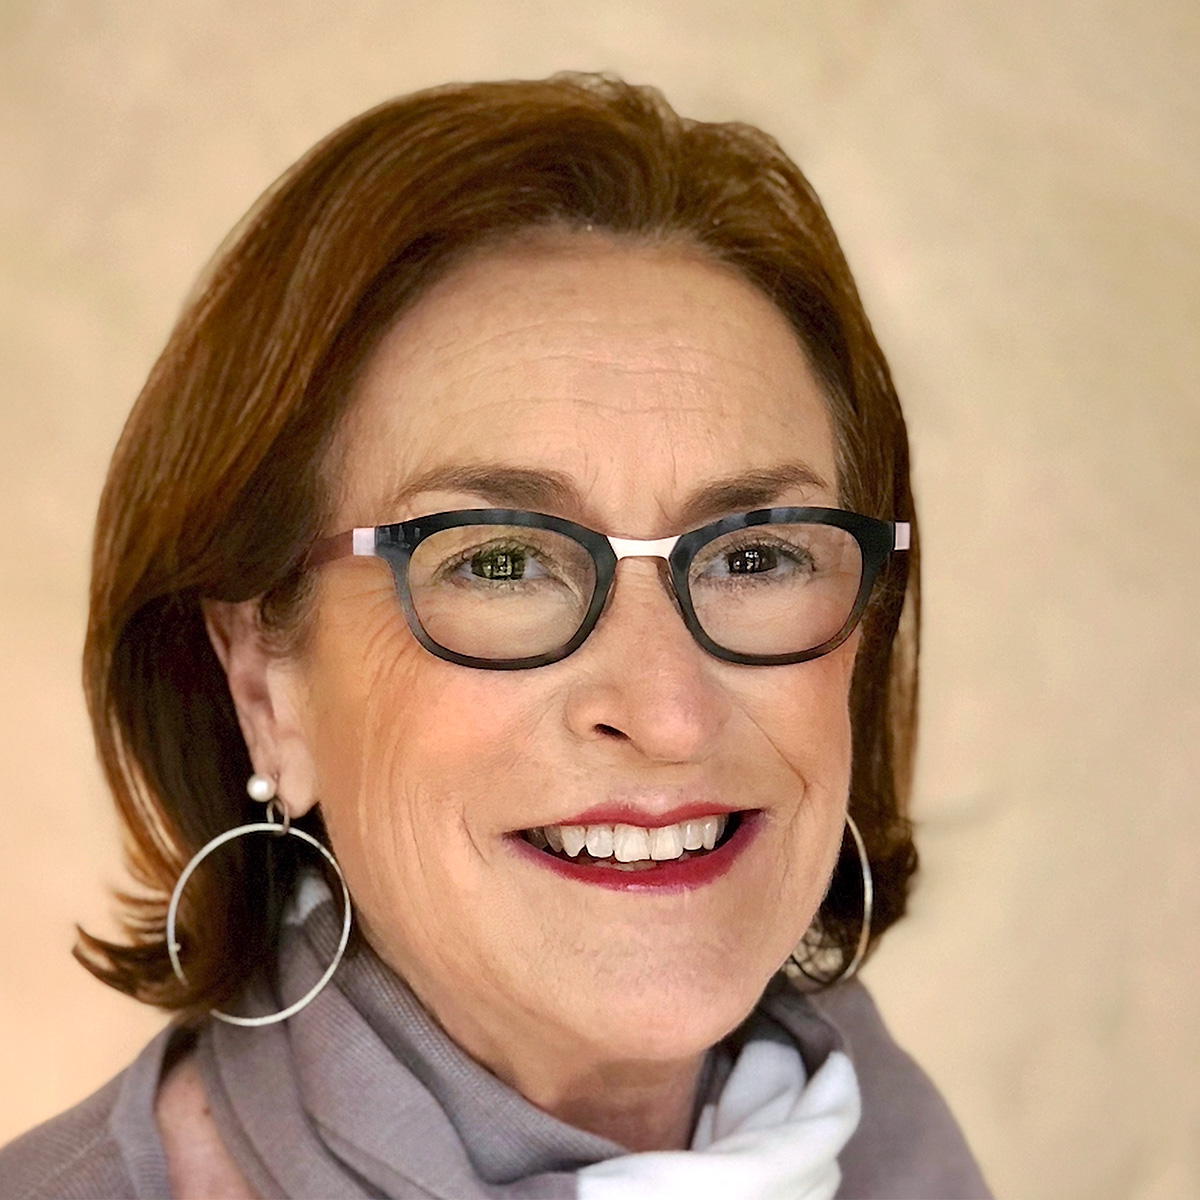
[[386, 464, 581, 515], [677, 463, 834, 526], [385, 460, 834, 530]]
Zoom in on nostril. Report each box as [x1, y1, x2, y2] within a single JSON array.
[[595, 723, 627, 740]]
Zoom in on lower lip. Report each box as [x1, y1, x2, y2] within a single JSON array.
[[507, 811, 762, 893]]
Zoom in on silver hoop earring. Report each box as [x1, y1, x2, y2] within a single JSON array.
[[790, 812, 874, 985], [166, 788, 352, 1027]]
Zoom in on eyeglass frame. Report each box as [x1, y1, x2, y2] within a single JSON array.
[[308, 506, 911, 670]]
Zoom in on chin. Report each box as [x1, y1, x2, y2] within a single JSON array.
[[548, 949, 782, 1063]]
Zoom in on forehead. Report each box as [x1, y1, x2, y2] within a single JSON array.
[[335, 235, 838, 534]]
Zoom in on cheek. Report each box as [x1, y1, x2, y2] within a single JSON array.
[[733, 632, 859, 789], [300, 583, 546, 892], [729, 635, 860, 914]]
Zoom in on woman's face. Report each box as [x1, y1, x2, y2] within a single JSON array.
[[261, 235, 858, 1073]]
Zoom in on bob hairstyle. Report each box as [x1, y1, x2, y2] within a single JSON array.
[[78, 73, 919, 1017]]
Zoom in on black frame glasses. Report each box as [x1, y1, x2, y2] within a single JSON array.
[[309, 507, 910, 670]]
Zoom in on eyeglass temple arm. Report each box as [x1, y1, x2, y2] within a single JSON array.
[[305, 528, 377, 568]]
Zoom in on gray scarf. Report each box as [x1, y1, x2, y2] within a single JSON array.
[[191, 895, 857, 1199], [180, 889, 992, 1200]]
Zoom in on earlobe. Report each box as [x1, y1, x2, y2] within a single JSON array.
[[201, 599, 319, 818]]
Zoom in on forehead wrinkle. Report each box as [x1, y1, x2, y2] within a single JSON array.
[[439, 397, 733, 427], [411, 351, 779, 398], [425, 359, 785, 435], [419, 367, 738, 405], [372, 301, 818, 428], [396, 311, 667, 370], [399, 306, 798, 384]]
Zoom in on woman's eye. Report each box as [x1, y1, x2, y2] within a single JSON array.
[[471, 546, 521, 579], [724, 545, 779, 575], [461, 544, 547, 582], [694, 537, 816, 584]]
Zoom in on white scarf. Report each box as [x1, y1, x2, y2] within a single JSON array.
[[578, 1038, 860, 1200]]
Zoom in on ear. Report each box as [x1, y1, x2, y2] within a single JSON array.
[[202, 599, 319, 818]]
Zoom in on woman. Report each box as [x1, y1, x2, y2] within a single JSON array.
[[1, 75, 990, 1198]]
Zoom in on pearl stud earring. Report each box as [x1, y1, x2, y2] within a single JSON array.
[[246, 773, 278, 803]]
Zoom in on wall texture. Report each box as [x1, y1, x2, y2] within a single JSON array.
[[1, 3, 1197, 1197]]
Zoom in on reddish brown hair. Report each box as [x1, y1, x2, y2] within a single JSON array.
[[78, 73, 919, 1014]]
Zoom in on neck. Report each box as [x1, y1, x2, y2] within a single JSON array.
[[362, 916, 726, 1153], [397, 967, 709, 1152], [506, 1052, 707, 1153]]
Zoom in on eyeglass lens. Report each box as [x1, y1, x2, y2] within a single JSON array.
[[405, 521, 864, 662]]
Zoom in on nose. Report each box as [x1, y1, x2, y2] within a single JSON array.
[[561, 557, 732, 763]]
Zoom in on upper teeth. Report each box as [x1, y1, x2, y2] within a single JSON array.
[[529, 816, 728, 862]]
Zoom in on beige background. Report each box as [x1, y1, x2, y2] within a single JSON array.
[[2, 3, 1197, 1197]]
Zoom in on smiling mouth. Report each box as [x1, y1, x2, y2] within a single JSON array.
[[519, 813, 744, 872]]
